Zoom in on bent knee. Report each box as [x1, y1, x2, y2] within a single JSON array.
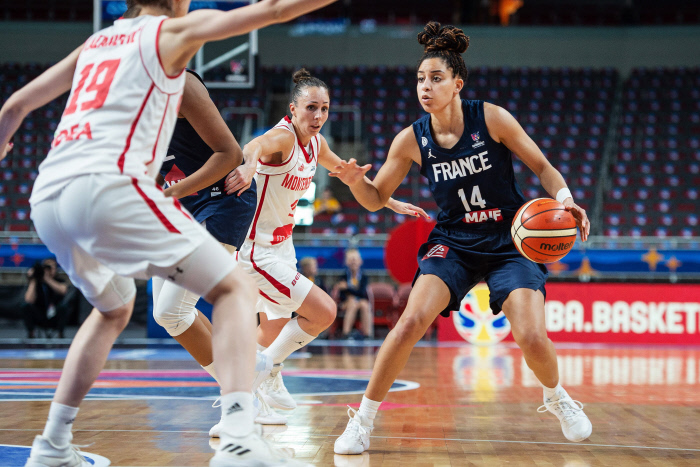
[[99, 301, 133, 330], [515, 332, 550, 354], [320, 294, 337, 327], [392, 314, 430, 344], [153, 303, 196, 337]]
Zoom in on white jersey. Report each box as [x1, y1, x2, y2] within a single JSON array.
[[247, 116, 320, 247], [30, 15, 185, 205]]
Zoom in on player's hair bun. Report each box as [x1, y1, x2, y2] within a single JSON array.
[[417, 21, 469, 55], [292, 68, 313, 84]]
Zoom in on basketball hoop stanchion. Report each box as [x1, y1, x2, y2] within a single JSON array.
[[94, 0, 258, 89]]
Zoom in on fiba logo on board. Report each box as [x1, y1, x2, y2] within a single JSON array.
[[453, 283, 511, 345]]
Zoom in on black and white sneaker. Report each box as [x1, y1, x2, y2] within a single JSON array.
[[210, 429, 310, 466]]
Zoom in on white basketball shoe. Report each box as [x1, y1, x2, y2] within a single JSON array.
[[210, 427, 310, 467], [254, 392, 288, 425], [538, 388, 592, 442], [333, 407, 373, 455], [258, 363, 296, 410], [24, 435, 91, 467]]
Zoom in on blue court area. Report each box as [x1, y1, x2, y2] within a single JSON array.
[[0, 369, 416, 401], [0, 445, 110, 467], [0, 347, 308, 361]]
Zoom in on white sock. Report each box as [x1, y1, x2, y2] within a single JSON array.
[[262, 317, 316, 364], [219, 391, 255, 437], [42, 402, 79, 447], [202, 362, 219, 384], [543, 383, 564, 400], [256, 343, 267, 352], [357, 396, 381, 425]]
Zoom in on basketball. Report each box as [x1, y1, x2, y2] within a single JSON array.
[[511, 198, 577, 264]]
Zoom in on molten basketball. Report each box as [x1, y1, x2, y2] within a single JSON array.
[[511, 198, 577, 263]]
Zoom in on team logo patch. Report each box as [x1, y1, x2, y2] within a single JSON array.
[[453, 283, 511, 346], [421, 137, 428, 147], [422, 244, 449, 260], [471, 132, 480, 142], [299, 163, 305, 172]]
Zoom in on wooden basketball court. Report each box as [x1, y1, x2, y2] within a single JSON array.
[[1, 342, 699, 466]]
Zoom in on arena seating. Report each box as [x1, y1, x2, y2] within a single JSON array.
[[603, 67, 700, 238], [2, 62, 697, 238]]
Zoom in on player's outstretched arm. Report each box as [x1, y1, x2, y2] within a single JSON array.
[[163, 72, 242, 199], [319, 135, 428, 218], [225, 129, 295, 195], [328, 128, 418, 212], [160, 0, 338, 76], [484, 102, 590, 240], [0, 45, 81, 156]]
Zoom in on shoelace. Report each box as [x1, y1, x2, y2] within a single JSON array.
[[341, 407, 369, 441], [537, 397, 585, 421], [212, 396, 222, 408]]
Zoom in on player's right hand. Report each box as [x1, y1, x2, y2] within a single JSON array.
[[225, 163, 256, 196], [0, 142, 13, 161]]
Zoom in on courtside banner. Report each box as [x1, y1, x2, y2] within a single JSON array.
[[438, 283, 700, 344]]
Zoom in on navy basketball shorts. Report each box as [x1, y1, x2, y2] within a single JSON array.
[[413, 225, 549, 316], [200, 180, 257, 250]]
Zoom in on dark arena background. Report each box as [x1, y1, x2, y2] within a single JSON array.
[[0, 0, 699, 465]]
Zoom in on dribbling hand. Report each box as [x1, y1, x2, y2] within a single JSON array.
[[0, 142, 13, 161], [386, 199, 431, 220], [329, 158, 371, 186], [563, 198, 590, 242], [225, 163, 256, 196]]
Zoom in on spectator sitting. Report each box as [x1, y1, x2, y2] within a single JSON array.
[[23, 258, 71, 338], [314, 187, 341, 215], [333, 249, 371, 339], [299, 256, 327, 294]]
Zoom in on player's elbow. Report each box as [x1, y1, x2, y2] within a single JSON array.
[[1, 93, 29, 121]]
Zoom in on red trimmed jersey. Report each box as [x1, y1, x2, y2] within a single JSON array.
[[246, 116, 320, 247], [31, 15, 185, 205]]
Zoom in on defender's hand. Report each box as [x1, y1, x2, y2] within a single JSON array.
[[329, 158, 371, 186], [1, 142, 13, 161], [225, 163, 256, 196]]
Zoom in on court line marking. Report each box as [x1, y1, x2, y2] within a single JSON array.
[[1, 428, 699, 453]]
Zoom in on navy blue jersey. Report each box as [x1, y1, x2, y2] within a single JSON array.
[[160, 69, 257, 248], [413, 99, 526, 233]]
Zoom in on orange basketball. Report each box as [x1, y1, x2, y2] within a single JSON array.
[[511, 198, 577, 264]]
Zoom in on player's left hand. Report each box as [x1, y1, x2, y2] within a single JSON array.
[[0, 142, 13, 161], [386, 199, 430, 220], [225, 163, 256, 196], [563, 198, 590, 242]]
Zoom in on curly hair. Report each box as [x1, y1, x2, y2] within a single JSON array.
[[290, 68, 329, 105], [417, 21, 470, 81]]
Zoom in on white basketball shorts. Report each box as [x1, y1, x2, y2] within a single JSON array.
[[238, 239, 313, 320], [30, 173, 236, 312]]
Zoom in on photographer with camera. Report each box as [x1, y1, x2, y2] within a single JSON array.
[[23, 258, 70, 338]]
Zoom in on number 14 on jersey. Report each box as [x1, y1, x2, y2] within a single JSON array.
[[458, 186, 503, 223]]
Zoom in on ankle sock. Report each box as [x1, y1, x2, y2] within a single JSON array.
[[42, 402, 79, 447], [219, 391, 255, 437], [357, 396, 381, 425], [543, 383, 564, 400]]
